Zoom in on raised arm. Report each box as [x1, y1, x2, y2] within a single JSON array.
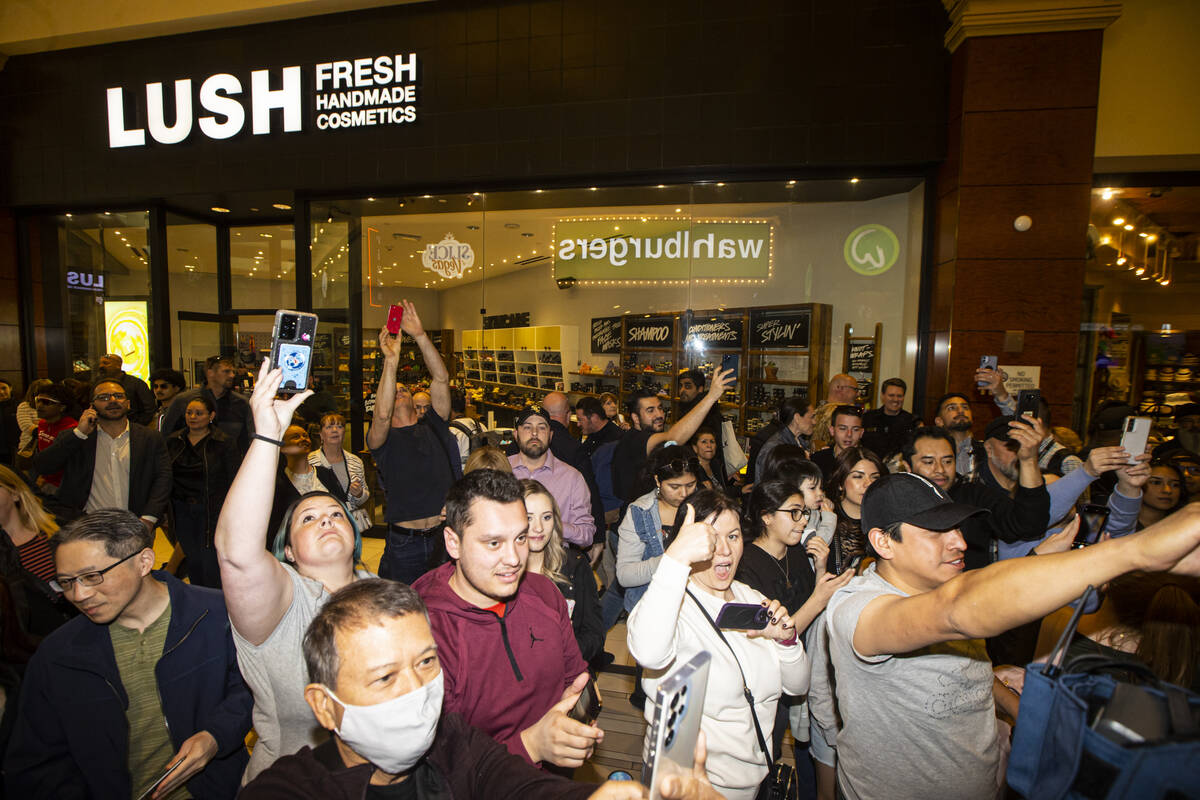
[[852, 504, 1200, 657], [648, 368, 734, 453], [399, 299, 450, 419], [366, 326, 402, 451], [215, 360, 313, 646]]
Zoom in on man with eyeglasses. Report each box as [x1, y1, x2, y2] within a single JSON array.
[[810, 405, 866, 480], [5, 509, 252, 798], [33, 379, 171, 529], [148, 368, 186, 432], [97, 352, 157, 426]]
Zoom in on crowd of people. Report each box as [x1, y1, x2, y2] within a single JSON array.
[[0, 305, 1197, 800]]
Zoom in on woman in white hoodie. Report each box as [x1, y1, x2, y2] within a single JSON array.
[[627, 489, 810, 800]]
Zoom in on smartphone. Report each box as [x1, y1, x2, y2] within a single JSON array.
[[642, 651, 712, 800], [270, 310, 319, 395], [135, 758, 182, 800], [386, 303, 404, 335], [1073, 503, 1110, 549], [715, 601, 769, 630], [1015, 389, 1042, 420], [720, 353, 740, 386], [568, 677, 602, 725], [978, 355, 998, 387], [1120, 416, 1152, 465]]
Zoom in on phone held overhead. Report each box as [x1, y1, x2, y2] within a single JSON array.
[[270, 310, 319, 395]]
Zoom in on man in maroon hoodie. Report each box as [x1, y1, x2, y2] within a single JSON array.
[[413, 469, 603, 768]]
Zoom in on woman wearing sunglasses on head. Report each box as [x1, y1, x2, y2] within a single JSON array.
[[215, 360, 374, 782]]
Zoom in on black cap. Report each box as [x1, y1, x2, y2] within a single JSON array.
[[984, 415, 1016, 442], [1175, 402, 1200, 421], [514, 406, 551, 427], [861, 473, 987, 533], [1091, 404, 1136, 433]]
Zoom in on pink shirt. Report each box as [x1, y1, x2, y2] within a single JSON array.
[[508, 449, 596, 547]]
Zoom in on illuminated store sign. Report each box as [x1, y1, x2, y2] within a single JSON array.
[[66, 270, 105, 292], [422, 233, 474, 279], [106, 53, 419, 148], [553, 217, 773, 286]]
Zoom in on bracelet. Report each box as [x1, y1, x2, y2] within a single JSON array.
[[252, 433, 284, 447]]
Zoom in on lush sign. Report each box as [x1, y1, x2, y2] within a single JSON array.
[[107, 52, 419, 148], [554, 218, 771, 283]]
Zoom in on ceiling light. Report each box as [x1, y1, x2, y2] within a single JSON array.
[[1123, 224, 1134, 231], [715, 182, 725, 187], [1100, 235, 1111, 245], [850, 177, 860, 183], [1139, 232, 1148, 238], [65, 213, 72, 218], [260, 233, 272, 238], [535, 189, 543, 193], [1161, 279, 1171, 286], [211, 206, 230, 213], [675, 208, 682, 213], [589, 187, 597, 191], [1116, 256, 1127, 265], [786, 180, 796, 186], [1101, 188, 1115, 200], [367, 197, 376, 202], [1112, 217, 1125, 226], [1146, 234, 1158, 243], [1135, 267, 1145, 276], [273, 203, 292, 210]]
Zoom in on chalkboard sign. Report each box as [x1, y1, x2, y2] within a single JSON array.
[[625, 316, 675, 348], [749, 308, 811, 349], [590, 316, 623, 354], [684, 316, 744, 349], [847, 339, 875, 373]]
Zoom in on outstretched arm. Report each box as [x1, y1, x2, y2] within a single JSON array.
[[852, 504, 1200, 657], [648, 368, 734, 454], [215, 360, 313, 646], [366, 326, 402, 451], [400, 299, 450, 420]]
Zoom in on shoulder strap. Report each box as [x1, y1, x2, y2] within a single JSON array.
[[684, 589, 774, 768], [1045, 585, 1095, 678]]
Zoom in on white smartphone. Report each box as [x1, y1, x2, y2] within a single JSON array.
[[642, 651, 712, 800], [1119, 416, 1152, 466]]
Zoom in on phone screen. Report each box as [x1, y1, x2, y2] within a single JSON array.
[[1074, 505, 1110, 548], [278, 342, 311, 391], [978, 355, 997, 387]]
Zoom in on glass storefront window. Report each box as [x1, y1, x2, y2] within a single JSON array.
[[231, 223, 294, 309], [1084, 185, 1200, 446], [309, 178, 926, 439]]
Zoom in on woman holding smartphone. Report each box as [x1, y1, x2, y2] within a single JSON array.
[[628, 489, 808, 800], [215, 360, 373, 781]]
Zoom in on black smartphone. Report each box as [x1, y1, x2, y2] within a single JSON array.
[[270, 310, 319, 395], [1015, 388, 1042, 421], [721, 353, 740, 387], [1073, 503, 1110, 549], [714, 601, 769, 630], [568, 677, 602, 724]]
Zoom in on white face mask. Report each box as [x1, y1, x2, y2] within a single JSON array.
[[323, 672, 444, 775]]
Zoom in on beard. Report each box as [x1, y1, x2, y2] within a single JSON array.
[[519, 439, 548, 459], [946, 418, 973, 433]]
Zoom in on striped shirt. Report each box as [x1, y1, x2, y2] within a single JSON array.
[[15, 534, 56, 583]]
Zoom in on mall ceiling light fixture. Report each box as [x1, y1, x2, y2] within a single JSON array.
[[1123, 224, 1134, 231], [1112, 217, 1125, 225], [273, 203, 292, 210], [850, 177, 860, 184], [211, 206, 230, 213]]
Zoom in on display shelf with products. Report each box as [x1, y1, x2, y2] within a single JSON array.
[[460, 326, 579, 424], [1131, 329, 1200, 430], [743, 304, 832, 434]]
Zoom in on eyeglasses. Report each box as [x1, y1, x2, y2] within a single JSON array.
[[50, 548, 144, 593], [773, 507, 812, 522], [93, 392, 127, 402]]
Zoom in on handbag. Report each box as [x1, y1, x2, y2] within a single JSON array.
[[1007, 586, 1200, 800], [721, 418, 748, 477], [686, 590, 798, 800]]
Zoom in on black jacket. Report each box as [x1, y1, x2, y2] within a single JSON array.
[[0, 526, 76, 640], [558, 547, 604, 664], [4, 571, 252, 799], [241, 713, 593, 800], [948, 478, 1050, 571], [32, 421, 171, 522], [166, 427, 240, 541], [162, 387, 255, 455]]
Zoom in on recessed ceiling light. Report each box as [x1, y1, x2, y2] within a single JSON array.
[[273, 203, 292, 210], [850, 177, 860, 183], [211, 206, 230, 213], [260, 233, 272, 238]]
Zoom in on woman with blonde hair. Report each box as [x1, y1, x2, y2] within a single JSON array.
[[809, 403, 839, 452], [0, 465, 74, 636], [465, 445, 513, 474], [520, 478, 604, 663]]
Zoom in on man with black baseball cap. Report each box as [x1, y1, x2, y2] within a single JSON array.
[[825, 473, 1200, 800], [507, 406, 595, 546]]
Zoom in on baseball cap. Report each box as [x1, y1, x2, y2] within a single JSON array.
[[514, 406, 551, 427], [983, 415, 1016, 442], [861, 473, 987, 533], [1174, 402, 1200, 421], [1090, 403, 1136, 433]]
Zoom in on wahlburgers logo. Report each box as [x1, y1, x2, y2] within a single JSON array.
[[844, 224, 900, 276]]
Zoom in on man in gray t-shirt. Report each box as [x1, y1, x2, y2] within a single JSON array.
[[824, 471, 1200, 800]]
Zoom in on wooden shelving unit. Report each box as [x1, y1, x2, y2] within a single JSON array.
[[461, 325, 579, 427]]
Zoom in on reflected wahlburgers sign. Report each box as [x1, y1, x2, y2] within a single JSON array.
[[553, 217, 772, 284]]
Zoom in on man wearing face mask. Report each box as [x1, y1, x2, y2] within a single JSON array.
[[242, 578, 723, 800], [33, 379, 171, 528]]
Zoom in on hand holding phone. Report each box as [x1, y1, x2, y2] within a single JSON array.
[[386, 303, 404, 335], [1119, 416, 1152, 466], [1073, 504, 1110, 549], [567, 677, 602, 725], [270, 310, 319, 395], [978, 355, 998, 388], [720, 353, 740, 388], [714, 602, 769, 630], [1015, 389, 1042, 420]]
